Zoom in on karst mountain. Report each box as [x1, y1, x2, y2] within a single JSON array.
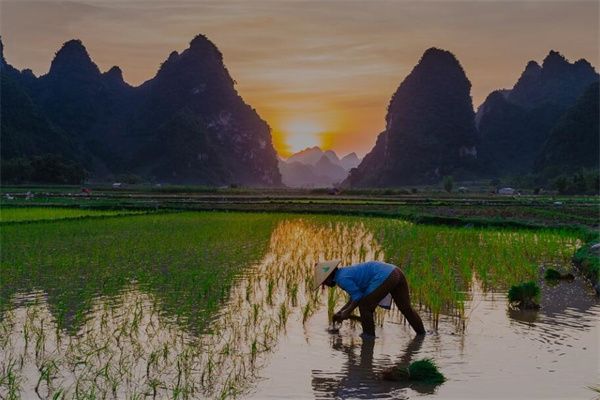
[[477, 50, 598, 177], [2, 37, 597, 187], [1, 35, 281, 186], [346, 48, 481, 187]]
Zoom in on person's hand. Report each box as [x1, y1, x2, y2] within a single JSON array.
[[333, 309, 349, 322]]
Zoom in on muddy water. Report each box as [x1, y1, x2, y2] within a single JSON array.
[[1, 216, 598, 399], [252, 277, 600, 399]]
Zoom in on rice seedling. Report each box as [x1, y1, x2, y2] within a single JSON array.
[[278, 303, 288, 328], [266, 279, 275, 306], [302, 303, 312, 325], [588, 385, 600, 394], [327, 287, 341, 322]]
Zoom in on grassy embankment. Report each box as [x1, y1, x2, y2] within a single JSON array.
[[0, 206, 145, 224], [2, 185, 598, 228]]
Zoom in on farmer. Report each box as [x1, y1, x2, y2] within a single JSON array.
[[314, 260, 425, 337]]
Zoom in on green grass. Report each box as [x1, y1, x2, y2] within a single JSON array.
[[0, 206, 143, 223]]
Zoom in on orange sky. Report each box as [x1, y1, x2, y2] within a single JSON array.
[[1, 1, 598, 157]]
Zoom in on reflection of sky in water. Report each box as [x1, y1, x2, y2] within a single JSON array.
[[2, 217, 598, 399]]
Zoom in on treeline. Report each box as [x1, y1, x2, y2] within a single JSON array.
[[1, 154, 87, 184], [497, 168, 599, 195], [553, 169, 599, 195]]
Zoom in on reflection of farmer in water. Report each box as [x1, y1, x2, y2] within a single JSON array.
[[312, 335, 432, 398], [314, 260, 425, 337]]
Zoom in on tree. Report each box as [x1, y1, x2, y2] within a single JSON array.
[[443, 176, 454, 193], [0, 154, 88, 184], [554, 175, 568, 194], [1, 158, 33, 183]]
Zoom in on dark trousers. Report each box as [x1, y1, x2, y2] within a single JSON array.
[[358, 268, 425, 335]]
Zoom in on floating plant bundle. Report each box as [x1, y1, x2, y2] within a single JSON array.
[[382, 359, 446, 384], [544, 268, 575, 281], [508, 281, 540, 309]]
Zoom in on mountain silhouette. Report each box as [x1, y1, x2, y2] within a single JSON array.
[[287, 146, 330, 166], [1, 35, 281, 186], [279, 146, 358, 187], [477, 50, 598, 176], [340, 152, 360, 170], [3, 36, 597, 186], [535, 82, 599, 174], [346, 48, 480, 187]]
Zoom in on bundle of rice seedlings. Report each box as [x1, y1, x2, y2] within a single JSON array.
[[544, 268, 574, 281], [508, 281, 540, 309], [382, 358, 445, 384]]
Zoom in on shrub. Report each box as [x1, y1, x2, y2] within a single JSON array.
[[544, 268, 562, 280], [544, 268, 574, 281], [442, 176, 454, 193], [508, 281, 540, 309], [1, 154, 86, 184], [552, 169, 599, 195], [573, 242, 600, 294]]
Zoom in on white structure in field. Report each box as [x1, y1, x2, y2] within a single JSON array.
[[498, 187, 518, 195]]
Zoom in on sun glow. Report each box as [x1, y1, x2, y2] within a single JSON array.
[[282, 120, 324, 154]]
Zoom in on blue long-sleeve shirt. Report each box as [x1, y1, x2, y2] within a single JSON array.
[[334, 261, 396, 302]]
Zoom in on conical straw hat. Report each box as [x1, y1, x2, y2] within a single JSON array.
[[313, 259, 341, 290]]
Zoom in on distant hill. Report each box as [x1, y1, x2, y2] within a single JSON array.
[[286, 146, 322, 165], [279, 147, 360, 187], [346, 48, 480, 187], [477, 51, 598, 176], [0, 35, 282, 186], [535, 82, 599, 174], [340, 152, 360, 170]]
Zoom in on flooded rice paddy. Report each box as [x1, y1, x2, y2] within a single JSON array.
[[1, 212, 598, 399]]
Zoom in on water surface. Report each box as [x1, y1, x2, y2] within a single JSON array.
[[1, 213, 596, 399]]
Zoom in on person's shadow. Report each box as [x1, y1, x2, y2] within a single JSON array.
[[311, 335, 434, 399]]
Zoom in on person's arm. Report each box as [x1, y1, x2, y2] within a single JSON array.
[[333, 300, 359, 322], [333, 276, 363, 322]]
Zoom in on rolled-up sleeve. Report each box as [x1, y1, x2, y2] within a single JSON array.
[[336, 276, 364, 302]]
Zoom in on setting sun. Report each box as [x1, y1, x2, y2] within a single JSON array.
[[281, 120, 324, 155]]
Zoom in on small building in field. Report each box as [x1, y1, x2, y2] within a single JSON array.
[[498, 187, 518, 195]]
